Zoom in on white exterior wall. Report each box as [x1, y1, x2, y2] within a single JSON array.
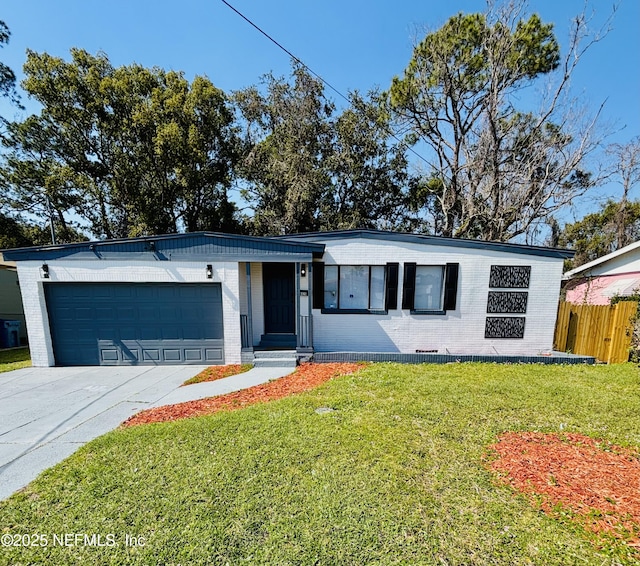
[[17, 259, 242, 367], [313, 238, 564, 355]]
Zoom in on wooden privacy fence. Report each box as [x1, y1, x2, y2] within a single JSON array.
[[554, 301, 638, 363]]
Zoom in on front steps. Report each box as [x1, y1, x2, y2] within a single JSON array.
[[257, 333, 297, 350], [252, 349, 298, 368]]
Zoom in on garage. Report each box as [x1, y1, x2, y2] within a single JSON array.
[[44, 282, 224, 366]]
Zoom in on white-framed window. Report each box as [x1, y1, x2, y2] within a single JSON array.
[[323, 265, 387, 311]]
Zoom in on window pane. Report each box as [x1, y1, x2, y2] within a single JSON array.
[[339, 266, 369, 309], [370, 266, 386, 309], [324, 265, 338, 308], [414, 266, 444, 310]]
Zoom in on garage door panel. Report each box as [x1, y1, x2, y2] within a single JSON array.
[[120, 344, 140, 362], [72, 287, 94, 299], [205, 348, 224, 362], [54, 326, 98, 344], [142, 349, 160, 362], [185, 349, 203, 361], [163, 349, 181, 362], [75, 307, 94, 321], [52, 307, 74, 321], [92, 286, 112, 299], [117, 306, 137, 321], [140, 327, 161, 340], [114, 286, 133, 298], [183, 326, 201, 340], [158, 306, 179, 321], [159, 286, 180, 299], [45, 283, 224, 366], [180, 306, 200, 322], [97, 326, 117, 340], [160, 327, 179, 340], [95, 307, 115, 321], [138, 306, 158, 321], [100, 348, 120, 362], [55, 345, 99, 365]]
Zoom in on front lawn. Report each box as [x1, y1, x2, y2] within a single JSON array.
[[0, 347, 31, 373], [1, 362, 639, 564]]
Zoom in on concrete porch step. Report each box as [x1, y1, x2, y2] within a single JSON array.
[[253, 357, 297, 368], [253, 350, 298, 359], [252, 349, 298, 368], [258, 333, 297, 349]]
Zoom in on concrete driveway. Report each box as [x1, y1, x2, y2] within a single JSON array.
[[0, 365, 209, 500]]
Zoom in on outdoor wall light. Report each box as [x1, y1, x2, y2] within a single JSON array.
[[147, 240, 156, 252], [41, 264, 50, 279], [301, 264, 307, 277], [206, 264, 213, 279]]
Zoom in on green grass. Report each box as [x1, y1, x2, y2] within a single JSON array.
[[1, 362, 639, 565], [0, 347, 30, 373]]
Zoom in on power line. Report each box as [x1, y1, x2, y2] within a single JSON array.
[[219, 0, 431, 167], [219, 0, 349, 106]]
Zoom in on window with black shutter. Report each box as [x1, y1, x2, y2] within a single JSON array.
[[402, 262, 459, 314], [317, 264, 394, 314]]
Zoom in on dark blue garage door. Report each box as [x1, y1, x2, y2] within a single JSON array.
[[45, 283, 224, 366]]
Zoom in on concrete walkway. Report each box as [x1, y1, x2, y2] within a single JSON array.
[[0, 364, 294, 500]]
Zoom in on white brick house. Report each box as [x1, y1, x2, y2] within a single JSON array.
[[1, 230, 572, 367]]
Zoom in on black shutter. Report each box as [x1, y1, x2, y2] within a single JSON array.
[[312, 262, 324, 309], [402, 263, 416, 310], [385, 263, 399, 310], [443, 263, 459, 311]]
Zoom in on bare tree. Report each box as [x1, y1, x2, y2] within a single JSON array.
[[606, 137, 640, 248], [388, 0, 613, 242]]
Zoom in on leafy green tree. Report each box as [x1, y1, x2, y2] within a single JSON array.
[[235, 63, 412, 234], [0, 213, 34, 249], [1, 49, 240, 239], [0, 20, 21, 109], [319, 91, 411, 230], [559, 137, 640, 270], [388, 2, 606, 241], [1, 115, 84, 239], [559, 200, 640, 269], [0, 211, 86, 249], [234, 63, 334, 235]]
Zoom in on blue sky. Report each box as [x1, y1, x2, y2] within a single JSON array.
[[1, 0, 638, 223]]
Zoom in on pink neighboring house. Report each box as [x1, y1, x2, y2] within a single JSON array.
[[563, 241, 640, 305]]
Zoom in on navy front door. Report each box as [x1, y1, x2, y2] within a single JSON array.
[[263, 263, 295, 334]]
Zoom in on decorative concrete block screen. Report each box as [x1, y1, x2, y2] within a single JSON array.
[[486, 291, 528, 314], [485, 316, 526, 339], [489, 265, 531, 288], [486, 266, 531, 339]]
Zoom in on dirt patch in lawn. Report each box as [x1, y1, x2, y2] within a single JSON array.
[[488, 431, 640, 548], [181, 364, 253, 386], [123, 362, 367, 427]]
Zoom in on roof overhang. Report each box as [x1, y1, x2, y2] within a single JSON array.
[[279, 229, 574, 260], [1, 232, 325, 262], [562, 240, 640, 280]]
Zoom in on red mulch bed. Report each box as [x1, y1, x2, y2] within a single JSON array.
[[122, 362, 366, 428], [488, 431, 640, 547], [181, 364, 252, 386]]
